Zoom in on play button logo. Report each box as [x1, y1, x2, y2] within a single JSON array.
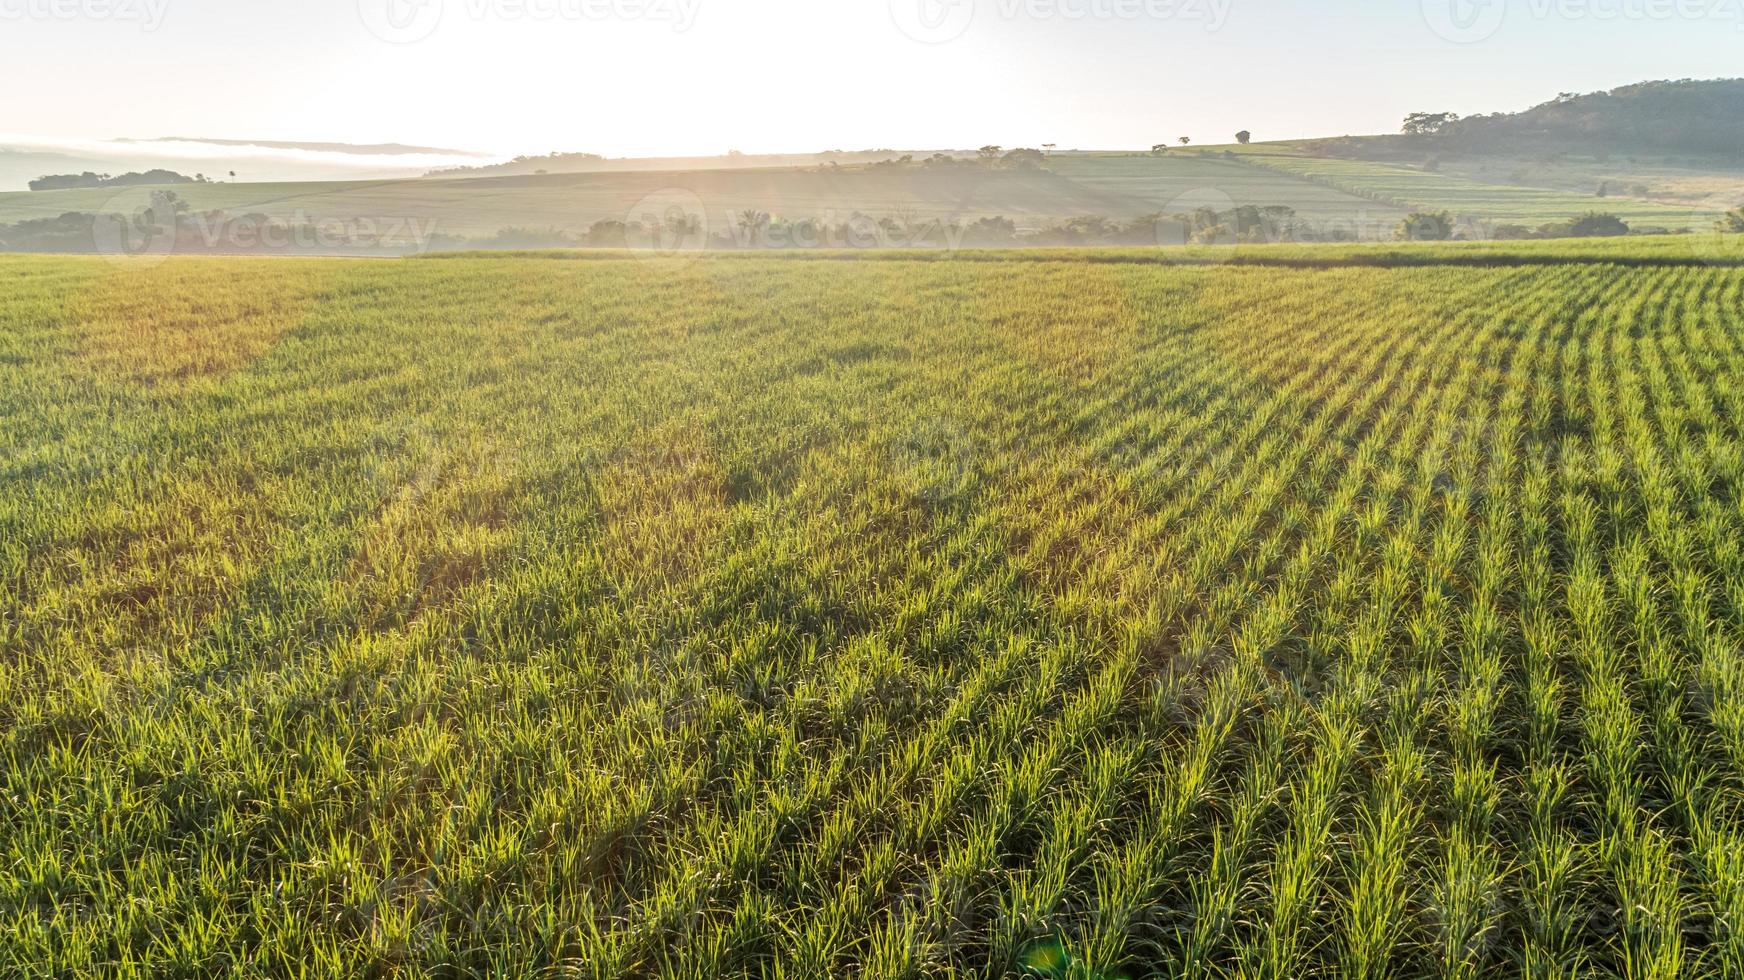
[[891, 0, 975, 43]]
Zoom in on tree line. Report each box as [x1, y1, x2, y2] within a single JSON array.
[[27, 170, 215, 192]]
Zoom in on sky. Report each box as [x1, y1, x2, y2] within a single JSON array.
[[1, 0, 1739, 158]]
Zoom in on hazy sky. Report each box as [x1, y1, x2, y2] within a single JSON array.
[[2, 0, 1738, 156]]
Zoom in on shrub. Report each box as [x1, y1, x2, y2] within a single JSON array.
[[1565, 212, 1630, 237], [1396, 211, 1455, 241]]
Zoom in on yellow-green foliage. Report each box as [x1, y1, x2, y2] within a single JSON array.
[[4, 249, 1744, 977]]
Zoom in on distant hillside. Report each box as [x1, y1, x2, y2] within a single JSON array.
[[1316, 79, 1744, 160], [425, 150, 960, 179], [0, 165, 1154, 237], [28, 169, 208, 191], [0, 138, 493, 191], [1448, 79, 1744, 155], [425, 152, 607, 177], [135, 137, 483, 157]]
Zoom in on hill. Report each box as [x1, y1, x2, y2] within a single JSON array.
[[1, 150, 1726, 251], [1442, 78, 1744, 156], [0, 160, 1400, 244], [1309, 78, 1744, 161], [423, 150, 946, 179], [0, 137, 495, 192], [137, 137, 484, 157], [0, 165, 1129, 231], [1, 80, 1740, 249]]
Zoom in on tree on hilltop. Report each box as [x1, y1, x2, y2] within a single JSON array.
[[1402, 112, 1460, 136], [1396, 210, 1454, 241]]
